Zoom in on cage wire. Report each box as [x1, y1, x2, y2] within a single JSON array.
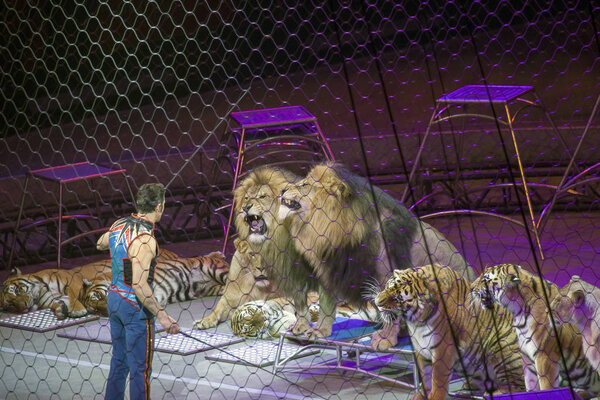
[[1, 0, 599, 399]]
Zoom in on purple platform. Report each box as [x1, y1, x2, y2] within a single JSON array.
[[30, 162, 126, 183], [437, 85, 534, 103], [230, 105, 316, 129]]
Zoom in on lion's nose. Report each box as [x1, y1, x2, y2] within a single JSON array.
[[242, 204, 252, 212]]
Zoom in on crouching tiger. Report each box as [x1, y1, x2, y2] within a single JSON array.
[[371, 264, 526, 400], [471, 264, 600, 398]]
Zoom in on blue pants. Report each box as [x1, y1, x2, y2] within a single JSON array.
[[106, 291, 155, 400]]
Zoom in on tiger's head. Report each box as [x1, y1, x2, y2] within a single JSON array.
[[231, 302, 266, 338], [234, 167, 298, 245], [470, 264, 523, 310], [1, 268, 39, 313], [373, 268, 434, 324], [81, 278, 109, 316]]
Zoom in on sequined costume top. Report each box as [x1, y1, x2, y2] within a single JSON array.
[[108, 214, 157, 309]]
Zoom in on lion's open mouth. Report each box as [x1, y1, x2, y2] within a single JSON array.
[[281, 197, 301, 211], [245, 215, 266, 235], [254, 275, 269, 282]]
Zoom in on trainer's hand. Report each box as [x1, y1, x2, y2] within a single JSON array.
[[158, 311, 179, 334]]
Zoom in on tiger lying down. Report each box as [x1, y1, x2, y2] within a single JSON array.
[[471, 264, 600, 399], [0, 248, 228, 319], [372, 264, 526, 400], [231, 297, 379, 339]]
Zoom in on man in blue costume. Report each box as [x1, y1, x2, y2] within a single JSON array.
[[97, 183, 179, 400]]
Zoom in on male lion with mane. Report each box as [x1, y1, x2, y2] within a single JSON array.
[[233, 166, 319, 330], [278, 163, 475, 350]]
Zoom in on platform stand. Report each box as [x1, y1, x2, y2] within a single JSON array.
[[8, 162, 134, 269], [222, 105, 335, 253], [402, 85, 570, 260]]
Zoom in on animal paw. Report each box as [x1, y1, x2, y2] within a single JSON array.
[[68, 308, 88, 318], [371, 329, 398, 351], [409, 392, 427, 400], [51, 300, 68, 320], [193, 316, 217, 330], [304, 326, 331, 340], [290, 319, 312, 336]]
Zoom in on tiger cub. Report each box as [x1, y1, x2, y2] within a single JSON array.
[[551, 275, 600, 379], [152, 248, 229, 307], [471, 264, 600, 397], [372, 264, 525, 400]]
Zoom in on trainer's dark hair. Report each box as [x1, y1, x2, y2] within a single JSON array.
[[136, 183, 166, 213]]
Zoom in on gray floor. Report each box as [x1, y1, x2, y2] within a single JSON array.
[[1, 211, 599, 400]]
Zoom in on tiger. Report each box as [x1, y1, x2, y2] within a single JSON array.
[[0, 260, 112, 319], [231, 295, 379, 339], [471, 264, 600, 398], [151, 248, 229, 307], [80, 276, 111, 316], [551, 275, 600, 380], [371, 264, 526, 400], [231, 298, 298, 339]]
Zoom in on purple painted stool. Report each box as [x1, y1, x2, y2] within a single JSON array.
[[403, 85, 569, 260], [9, 162, 134, 268]]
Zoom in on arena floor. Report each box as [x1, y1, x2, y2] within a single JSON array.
[[1, 211, 599, 400]]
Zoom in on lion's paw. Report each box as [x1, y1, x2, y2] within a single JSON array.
[[305, 326, 331, 340], [371, 329, 398, 351], [409, 392, 427, 400], [193, 317, 217, 330], [291, 319, 312, 336]]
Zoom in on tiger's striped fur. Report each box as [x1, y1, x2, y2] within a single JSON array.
[[471, 264, 600, 397], [551, 275, 600, 384], [1, 248, 228, 318], [372, 264, 526, 400], [152, 248, 229, 307], [231, 298, 297, 339], [0, 260, 112, 319]]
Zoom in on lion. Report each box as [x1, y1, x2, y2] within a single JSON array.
[[551, 275, 600, 376], [278, 163, 475, 349], [193, 238, 280, 329], [232, 166, 320, 332]]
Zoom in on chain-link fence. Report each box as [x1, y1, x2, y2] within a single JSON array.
[[1, 0, 599, 399]]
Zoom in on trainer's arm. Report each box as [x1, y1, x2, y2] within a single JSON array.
[[129, 235, 179, 334], [96, 231, 110, 251]]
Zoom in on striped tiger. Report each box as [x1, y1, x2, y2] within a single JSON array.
[[471, 264, 600, 397], [152, 248, 229, 307], [231, 298, 297, 339], [0, 260, 112, 319], [231, 294, 379, 340], [551, 275, 600, 384], [371, 264, 526, 400], [80, 276, 111, 316]]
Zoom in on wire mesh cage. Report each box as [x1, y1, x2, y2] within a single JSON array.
[[0, 1, 599, 399]]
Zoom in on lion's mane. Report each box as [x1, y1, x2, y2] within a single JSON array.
[[279, 163, 474, 308], [234, 167, 318, 302]]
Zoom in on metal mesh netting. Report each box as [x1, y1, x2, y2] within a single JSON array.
[[1, 1, 599, 399]]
